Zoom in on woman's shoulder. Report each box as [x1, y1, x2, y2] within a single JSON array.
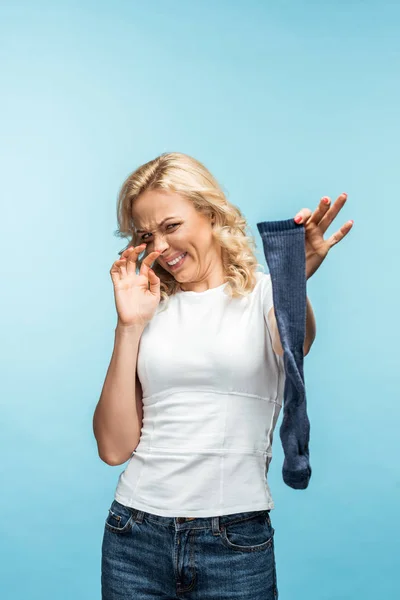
[[252, 271, 274, 304], [254, 270, 272, 288]]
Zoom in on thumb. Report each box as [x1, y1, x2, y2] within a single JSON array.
[[148, 269, 160, 293]]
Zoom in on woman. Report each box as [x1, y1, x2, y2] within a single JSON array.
[[93, 152, 352, 599]]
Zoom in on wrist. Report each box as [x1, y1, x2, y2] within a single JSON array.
[[116, 321, 146, 335]]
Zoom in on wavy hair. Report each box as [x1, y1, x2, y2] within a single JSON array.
[[115, 152, 265, 308]]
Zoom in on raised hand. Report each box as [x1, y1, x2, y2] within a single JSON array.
[[110, 244, 161, 328], [294, 193, 354, 280]]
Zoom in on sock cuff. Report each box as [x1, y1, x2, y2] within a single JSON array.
[[257, 218, 303, 236]]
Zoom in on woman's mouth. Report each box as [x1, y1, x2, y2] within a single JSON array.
[[166, 252, 188, 270]]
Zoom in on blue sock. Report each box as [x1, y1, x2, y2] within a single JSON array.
[[257, 218, 312, 490]]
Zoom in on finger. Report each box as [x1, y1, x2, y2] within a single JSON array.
[[120, 241, 145, 262], [110, 262, 122, 285], [125, 244, 146, 275], [294, 208, 312, 224], [307, 196, 331, 225], [110, 257, 128, 282], [140, 250, 161, 277], [326, 220, 354, 249], [116, 257, 128, 278], [319, 193, 348, 234]]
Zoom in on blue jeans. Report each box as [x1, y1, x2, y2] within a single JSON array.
[[101, 499, 279, 599]]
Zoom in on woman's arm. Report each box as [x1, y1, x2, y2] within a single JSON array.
[[93, 323, 145, 465], [267, 296, 316, 357]]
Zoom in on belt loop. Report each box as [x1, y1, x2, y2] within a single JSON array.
[[134, 509, 145, 523], [211, 516, 220, 536]]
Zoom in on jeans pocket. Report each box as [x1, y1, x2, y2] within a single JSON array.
[[105, 500, 135, 534], [220, 511, 274, 553]]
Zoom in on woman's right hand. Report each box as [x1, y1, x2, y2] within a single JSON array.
[[110, 244, 161, 329]]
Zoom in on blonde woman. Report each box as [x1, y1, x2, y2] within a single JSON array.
[[93, 152, 352, 599]]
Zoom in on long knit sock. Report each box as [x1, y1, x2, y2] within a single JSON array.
[[256, 218, 312, 490]]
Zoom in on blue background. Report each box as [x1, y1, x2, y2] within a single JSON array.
[[1, 1, 399, 598]]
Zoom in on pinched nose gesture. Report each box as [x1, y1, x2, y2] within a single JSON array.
[[110, 243, 161, 328], [293, 193, 354, 280]]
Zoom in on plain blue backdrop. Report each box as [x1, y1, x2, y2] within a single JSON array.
[[1, 1, 399, 598]]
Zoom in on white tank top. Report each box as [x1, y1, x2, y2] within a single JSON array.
[[114, 271, 285, 517]]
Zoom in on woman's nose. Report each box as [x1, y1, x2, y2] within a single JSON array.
[[154, 242, 169, 256]]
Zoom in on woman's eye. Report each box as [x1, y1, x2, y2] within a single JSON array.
[[141, 223, 179, 241]]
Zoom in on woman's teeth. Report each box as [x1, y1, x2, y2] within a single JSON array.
[[167, 252, 187, 266]]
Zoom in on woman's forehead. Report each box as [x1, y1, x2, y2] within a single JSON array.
[[132, 191, 191, 229]]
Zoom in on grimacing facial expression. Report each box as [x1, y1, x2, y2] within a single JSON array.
[[131, 189, 222, 284]]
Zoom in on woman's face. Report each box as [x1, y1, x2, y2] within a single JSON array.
[[132, 189, 223, 287]]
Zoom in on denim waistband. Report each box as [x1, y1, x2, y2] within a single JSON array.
[[129, 506, 271, 533]]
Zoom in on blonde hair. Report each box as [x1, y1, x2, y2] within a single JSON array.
[[115, 152, 265, 308]]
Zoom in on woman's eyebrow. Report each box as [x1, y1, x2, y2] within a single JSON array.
[[136, 217, 179, 233]]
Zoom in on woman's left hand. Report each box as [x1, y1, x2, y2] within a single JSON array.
[[294, 193, 354, 280]]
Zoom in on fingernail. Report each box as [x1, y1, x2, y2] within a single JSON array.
[[342, 192, 348, 197], [322, 197, 330, 204], [294, 216, 302, 223]]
